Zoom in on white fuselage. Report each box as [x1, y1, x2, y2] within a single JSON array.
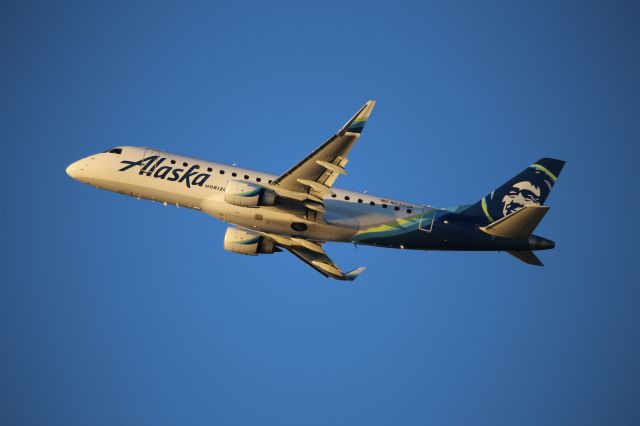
[[66, 147, 422, 244]]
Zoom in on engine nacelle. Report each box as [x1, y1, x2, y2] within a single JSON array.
[[224, 180, 276, 207], [223, 227, 279, 255]]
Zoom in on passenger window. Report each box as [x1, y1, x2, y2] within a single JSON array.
[[407, 209, 412, 214], [232, 172, 237, 177], [268, 180, 273, 184], [171, 160, 176, 164], [219, 170, 225, 174], [183, 162, 188, 167], [370, 201, 375, 206], [382, 204, 388, 208], [207, 167, 212, 172], [394, 206, 400, 211], [344, 196, 350, 201], [244, 175, 249, 180], [358, 199, 363, 203], [256, 177, 261, 182], [331, 194, 336, 198]]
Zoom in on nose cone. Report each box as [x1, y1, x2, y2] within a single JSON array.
[[66, 162, 79, 179], [66, 160, 86, 180]]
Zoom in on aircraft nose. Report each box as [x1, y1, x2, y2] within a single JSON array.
[[66, 161, 81, 179], [66, 163, 76, 178]]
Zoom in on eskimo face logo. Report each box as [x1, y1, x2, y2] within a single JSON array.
[[501, 181, 541, 216], [118, 155, 211, 188], [483, 166, 555, 222]]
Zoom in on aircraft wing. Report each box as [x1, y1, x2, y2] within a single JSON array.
[[270, 100, 376, 208], [247, 229, 366, 281], [286, 246, 367, 281]]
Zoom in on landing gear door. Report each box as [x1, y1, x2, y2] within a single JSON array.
[[418, 206, 436, 232]]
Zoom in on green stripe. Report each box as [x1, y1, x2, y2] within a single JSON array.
[[531, 163, 557, 181]]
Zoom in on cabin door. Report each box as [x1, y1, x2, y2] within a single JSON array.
[[138, 147, 165, 177], [418, 206, 436, 232], [141, 147, 163, 163], [130, 148, 165, 201]]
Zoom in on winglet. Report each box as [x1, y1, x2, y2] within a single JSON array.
[[340, 100, 376, 134], [344, 266, 367, 281]]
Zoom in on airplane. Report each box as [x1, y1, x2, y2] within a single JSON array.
[[66, 100, 565, 281]]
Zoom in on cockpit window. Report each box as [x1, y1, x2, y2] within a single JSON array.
[[106, 148, 123, 154]]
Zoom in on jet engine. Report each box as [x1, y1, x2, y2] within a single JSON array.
[[224, 180, 276, 207], [223, 227, 280, 255]]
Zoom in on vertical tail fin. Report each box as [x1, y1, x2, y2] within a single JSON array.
[[466, 158, 565, 224]]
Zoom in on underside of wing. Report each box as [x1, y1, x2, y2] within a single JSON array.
[[245, 228, 366, 281], [286, 246, 367, 281], [270, 100, 376, 207]]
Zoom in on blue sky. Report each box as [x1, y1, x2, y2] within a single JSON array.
[[2, 1, 640, 425]]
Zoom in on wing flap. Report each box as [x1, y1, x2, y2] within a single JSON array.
[[316, 160, 347, 175], [304, 201, 325, 213], [296, 179, 334, 196]]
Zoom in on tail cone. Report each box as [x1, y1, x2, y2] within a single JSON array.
[[529, 235, 555, 250]]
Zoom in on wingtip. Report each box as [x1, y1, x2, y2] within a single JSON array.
[[345, 266, 367, 281], [362, 100, 376, 116], [341, 101, 377, 134]]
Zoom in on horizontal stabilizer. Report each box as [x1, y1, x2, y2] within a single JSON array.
[[508, 250, 544, 266], [480, 205, 550, 239]]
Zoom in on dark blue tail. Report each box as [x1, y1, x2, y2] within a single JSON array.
[[465, 158, 565, 224]]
